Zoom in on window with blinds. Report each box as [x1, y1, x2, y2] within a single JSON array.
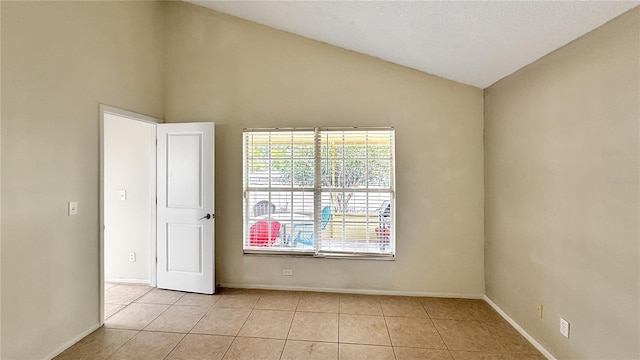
[[243, 127, 395, 258]]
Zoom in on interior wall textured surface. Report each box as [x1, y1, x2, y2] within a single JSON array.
[[164, 2, 485, 296], [484, 8, 639, 360], [1, 1, 164, 358]]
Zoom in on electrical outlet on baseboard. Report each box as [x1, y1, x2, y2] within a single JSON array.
[[282, 269, 293, 276]]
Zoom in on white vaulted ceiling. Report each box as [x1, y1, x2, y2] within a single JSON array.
[[186, 0, 638, 88]]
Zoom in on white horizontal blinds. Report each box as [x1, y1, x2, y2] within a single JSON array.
[[317, 129, 395, 256], [243, 129, 316, 250]]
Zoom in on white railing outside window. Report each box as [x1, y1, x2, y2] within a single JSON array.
[[243, 127, 395, 258]]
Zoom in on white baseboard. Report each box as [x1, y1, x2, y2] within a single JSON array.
[[483, 295, 556, 360], [218, 283, 484, 299], [105, 278, 150, 285], [45, 323, 101, 360]]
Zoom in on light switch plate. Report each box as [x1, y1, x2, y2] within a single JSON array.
[[68, 201, 78, 216], [560, 318, 570, 338], [118, 190, 126, 201]]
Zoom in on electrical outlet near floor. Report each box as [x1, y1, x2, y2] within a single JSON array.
[[536, 304, 543, 318], [129, 252, 136, 262], [282, 269, 293, 276], [560, 318, 570, 338]]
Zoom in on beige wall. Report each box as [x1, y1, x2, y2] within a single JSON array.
[[104, 113, 156, 283], [484, 8, 639, 360], [164, 2, 485, 295], [0, 1, 3, 355], [1, 1, 164, 359]]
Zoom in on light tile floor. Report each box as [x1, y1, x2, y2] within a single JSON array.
[[55, 284, 546, 360]]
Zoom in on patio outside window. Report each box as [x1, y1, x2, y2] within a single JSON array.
[[242, 127, 395, 258]]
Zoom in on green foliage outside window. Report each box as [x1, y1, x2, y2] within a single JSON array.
[[249, 143, 391, 212]]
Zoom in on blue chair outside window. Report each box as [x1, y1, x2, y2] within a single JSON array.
[[292, 206, 331, 247]]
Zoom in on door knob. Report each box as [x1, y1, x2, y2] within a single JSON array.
[[199, 213, 214, 220]]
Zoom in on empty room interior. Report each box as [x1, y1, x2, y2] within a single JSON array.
[[1, 1, 639, 359]]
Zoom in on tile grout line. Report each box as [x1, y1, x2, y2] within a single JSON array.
[[478, 318, 509, 355], [429, 317, 453, 356], [104, 285, 156, 331], [278, 296, 300, 359], [161, 332, 187, 360], [103, 303, 126, 321], [420, 298, 454, 356], [104, 329, 142, 360], [104, 283, 154, 321], [382, 315, 398, 360], [179, 298, 212, 334], [225, 292, 261, 359], [139, 299, 178, 332], [219, 337, 235, 360], [337, 295, 341, 347], [186, 295, 221, 336], [235, 293, 259, 335], [111, 289, 187, 333]]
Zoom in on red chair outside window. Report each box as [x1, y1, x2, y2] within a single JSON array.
[[249, 220, 281, 247]]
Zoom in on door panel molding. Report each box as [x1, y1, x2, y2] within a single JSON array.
[[157, 122, 215, 294]]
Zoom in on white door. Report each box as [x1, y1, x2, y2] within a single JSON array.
[[157, 123, 215, 294]]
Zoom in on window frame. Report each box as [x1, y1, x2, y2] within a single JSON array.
[[242, 127, 396, 259]]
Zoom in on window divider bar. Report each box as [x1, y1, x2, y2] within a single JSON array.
[[313, 127, 321, 254]]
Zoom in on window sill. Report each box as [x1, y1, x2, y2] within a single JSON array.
[[243, 250, 395, 261]]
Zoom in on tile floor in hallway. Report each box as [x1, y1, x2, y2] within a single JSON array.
[[55, 283, 546, 360]]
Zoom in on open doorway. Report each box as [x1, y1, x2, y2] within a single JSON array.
[[99, 105, 216, 324], [99, 105, 160, 323]]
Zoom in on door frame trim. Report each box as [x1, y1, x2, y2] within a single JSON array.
[[99, 104, 161, 325]]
